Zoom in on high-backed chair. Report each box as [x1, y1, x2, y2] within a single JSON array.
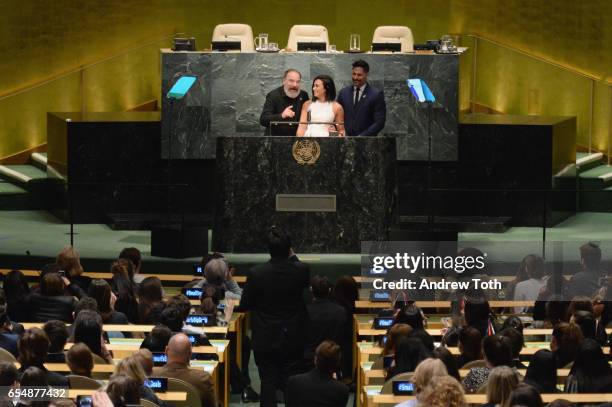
[[212, 23, 254, 51], [372, 26, 414, 52], [67, 374, 102, 390], [0, 348, 16, 362], [381, 372, 414, 394], [140, 399, 159, 407], [166, 377, 201, 407], [287, 25, 329, 51]]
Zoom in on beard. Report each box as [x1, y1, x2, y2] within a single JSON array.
[[284, 87, 300, 99]]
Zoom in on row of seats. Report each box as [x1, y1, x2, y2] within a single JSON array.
[[211, 24, 415, 52]]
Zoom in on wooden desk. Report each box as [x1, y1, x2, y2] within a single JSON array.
[[363, 393, 612, 406], [68, 389, 186, 401], [354, 300, 536, 309], [21, 323, 229, 335]]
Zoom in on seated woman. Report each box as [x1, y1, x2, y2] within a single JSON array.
[[513, 254, 546, 313], [523, 349, 559, 393], [71, 310, 113, 364], [462, 334, 513, 393], [88, 279, 131, 338], [17, 328, 69, 387], [482, 366, 520, 407], [56, 245, 91, 292], [297, 75, 345, 137], [565, 338, 612, 393], [28, 273, 78, 322], [394, 358, 447, 407], [114, 354, 168, 407], [551, 322, 584, 368], [385, 337, 431, 380]]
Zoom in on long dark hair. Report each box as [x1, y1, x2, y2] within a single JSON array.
[[72, 310, 104, 357], [570, 338, 612, 392], [389, 337, 431, 377], [524, 349, 557, 392], [333, 276, 358, 314], [88, 279, 113, 322], [311, 74, 336, 102], [111, 261, 138, 323]]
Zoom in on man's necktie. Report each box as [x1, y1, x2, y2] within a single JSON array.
[[354, 87, 360, 106]]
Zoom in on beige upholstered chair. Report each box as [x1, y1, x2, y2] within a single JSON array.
[[381, 372, 414, 394], [372, 26, 414, 52], [286, 25, 329, 51], [140, 399, 159, 407], [212, 23, 254, 51], [67, 374, 102, 390], [0, 348, 15, 362], [166, 377, 201, 407]]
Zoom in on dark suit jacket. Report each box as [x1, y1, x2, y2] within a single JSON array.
[[337, 83, 386, 136], [260, 86, 310, 136], [286, 368, 349, 407], [239, 256, 310, 352], [304, 298, 346, 360]]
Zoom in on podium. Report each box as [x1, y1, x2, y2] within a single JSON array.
[[213, 136, 397, 253]]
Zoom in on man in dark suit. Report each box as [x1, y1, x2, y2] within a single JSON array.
[[286, 340, 349, 407], [303, 275, 346, 370], [337, 59, 386, 136], [239, 227, 310, 407], [260, 69, 310, 136]]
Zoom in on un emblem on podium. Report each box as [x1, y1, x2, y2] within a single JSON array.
[[292, 139, 321, 165]]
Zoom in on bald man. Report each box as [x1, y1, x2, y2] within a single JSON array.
[[153, 333, 216, 407]]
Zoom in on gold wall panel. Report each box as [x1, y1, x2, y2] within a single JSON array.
[[473, 39, 593, 147]]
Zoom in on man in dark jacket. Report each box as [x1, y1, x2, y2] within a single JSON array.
[[259, 69, 309, 136], [567, 242, 604, 299], [304, 275, 346, 369], [286, 340, 349, 407], [239, 227, 310, 407]]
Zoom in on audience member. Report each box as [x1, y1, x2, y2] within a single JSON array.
[[114, 355, 167, 407], [28, 272, 78, 322], [333, 275, 358, 379], [483, 366, 519, 407], [457, 326, 482, 367], [386, 337, 431, 380], [395, 305, 434, 350], [160, 306, 185, 333], [463, 334, 513, 393], [304, 275, 346, 369], [43, 320, 68, 362], [153, 333, 216, 407], [551, 322, 584, 368], [464, 298, 495, 337], [500, 327, 526, 368], [17, 328, 68, 386], [286, 340, 349, 407], [66, 343, 94, 378], [105, 374, 141, 406], [513, 254, 546, 313], [565, 338, 612, 393], [524, 349, 558, 393], [500, 315, 524, 333], [508, 383, 544, 407], [56, 246, 90, 292], [433, 346, 460, 381], [88, 279, 129, 324], [381, 323, 412, 358], [567, 242, 603, 299], [239, 227, 310, 407], [140, 325, 173, 352], [110, 260, 140, 324], [71, 310, 113, 363], [18, 366, 52, 407], [138, 276, 164, 324], [133, 348, 154, 376], [394, 358, 447, 407], [119, 247, 144, 284], [420, 375, 466, 407], [2, 270, 30, 322], [0, 312, 19, 357]]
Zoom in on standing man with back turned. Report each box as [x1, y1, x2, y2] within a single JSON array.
[[260, 69, 309, 136], [337, 59, 386, 136], [239, 227, 310, 407]]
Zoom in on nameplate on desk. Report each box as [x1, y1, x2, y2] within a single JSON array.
[[275, 194, 336, 212]]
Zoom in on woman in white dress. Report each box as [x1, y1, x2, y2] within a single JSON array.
[[296, 75, 345, 137]]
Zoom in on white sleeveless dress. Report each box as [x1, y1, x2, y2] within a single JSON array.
[[305, 101, 335, 137]]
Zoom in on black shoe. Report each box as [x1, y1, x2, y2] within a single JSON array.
[[241, 386, 260, 403]]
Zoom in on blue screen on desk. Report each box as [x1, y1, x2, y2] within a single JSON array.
[[186, 314, 209, 326]]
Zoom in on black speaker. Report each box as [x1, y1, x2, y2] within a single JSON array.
[[151, 225, 208, 258]]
